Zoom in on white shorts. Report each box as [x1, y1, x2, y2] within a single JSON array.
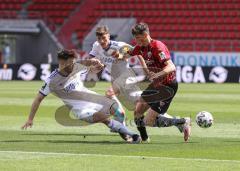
[[63, 90, 115, 123], [71, 101, 102, 123], [112, 70, 142, 109]]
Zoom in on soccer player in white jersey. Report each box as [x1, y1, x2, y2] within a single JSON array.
[[21, 49, 141, 143], [84, 26, 131, 134]]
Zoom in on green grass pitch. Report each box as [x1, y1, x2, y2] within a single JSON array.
[[0, 81, 240, 171]]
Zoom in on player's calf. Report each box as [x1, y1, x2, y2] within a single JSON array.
[[155, 114, 185, 127], [154, 114, 191, 142], [134, 101, 150, 142], [134, 116, 149, 141], [105, 119, 140, 144]]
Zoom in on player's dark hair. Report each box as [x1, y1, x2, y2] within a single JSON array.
[[96, 25, 109, 37], [57, 49, 77, 60], [132, 22, 150, 36]]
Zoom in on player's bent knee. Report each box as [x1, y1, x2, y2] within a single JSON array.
[[105, 91, 113, 98], [105, 88, 116, 98]]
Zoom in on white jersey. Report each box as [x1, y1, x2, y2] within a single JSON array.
[[39, 64, 88, 97], [39, 64, 114, 122], [89, 40, 143, 107], [89, 40, 130, 72]]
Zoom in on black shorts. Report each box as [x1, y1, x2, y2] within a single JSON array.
[[141, 80, 178, 114]]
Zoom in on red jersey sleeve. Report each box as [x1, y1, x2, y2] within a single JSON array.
[[153, 41, 171, 63]]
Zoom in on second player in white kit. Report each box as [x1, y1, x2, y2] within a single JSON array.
[[21, 49, 141, 143]]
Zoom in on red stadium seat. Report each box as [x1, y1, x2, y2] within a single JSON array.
[[68, 0, 240, 51], [1, 0, 238, 51]]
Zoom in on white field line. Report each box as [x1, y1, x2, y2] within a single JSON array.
[[0, 150, 240, 163]]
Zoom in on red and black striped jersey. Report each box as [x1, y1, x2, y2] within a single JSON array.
[[131, 39, 176, 86]]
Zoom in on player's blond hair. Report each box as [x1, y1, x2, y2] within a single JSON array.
[[96, 25, 109, 37]]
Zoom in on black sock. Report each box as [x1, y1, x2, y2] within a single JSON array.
[[134, 116, 148, 141], [137, 127, 148, 141]]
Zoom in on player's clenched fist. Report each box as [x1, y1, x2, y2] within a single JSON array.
[[89, 58, 105, 73]]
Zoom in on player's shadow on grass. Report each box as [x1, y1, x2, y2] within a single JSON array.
[[22, 133, 117, 137], [48, 140, 125, 144], [0, 139, 126, 145], [1, 139, 199, 145]]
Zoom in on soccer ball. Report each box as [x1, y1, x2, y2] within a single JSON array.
[[195, 111, 213, 128]]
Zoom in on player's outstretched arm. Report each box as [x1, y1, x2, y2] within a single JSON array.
[[21, 93, 45, 130], [76, 58, 101, 66], [77, 58, 104, 73]]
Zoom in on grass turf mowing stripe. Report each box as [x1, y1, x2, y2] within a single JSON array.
[[1, 150, 240, 163]]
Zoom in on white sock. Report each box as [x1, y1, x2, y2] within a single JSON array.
[[107, 119, 135, 136]]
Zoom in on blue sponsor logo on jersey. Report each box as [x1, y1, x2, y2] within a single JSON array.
[[64, 82, 79, 93], [100, 56, 115, 63]]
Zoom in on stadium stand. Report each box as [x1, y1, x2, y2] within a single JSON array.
[[0, 0, 239, 51], [0, 0, 26, 18], [91, 0, 240, 51], [27, 0, 82, 26]]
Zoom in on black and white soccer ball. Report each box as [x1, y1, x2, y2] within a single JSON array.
[[196, 111, 213, 128]]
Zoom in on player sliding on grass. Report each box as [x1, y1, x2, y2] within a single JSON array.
[[113, 22, 191, 142], [21, 49, 141, 144]]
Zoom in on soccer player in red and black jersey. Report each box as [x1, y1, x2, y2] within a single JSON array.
[[130, 23, 191, 142]]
